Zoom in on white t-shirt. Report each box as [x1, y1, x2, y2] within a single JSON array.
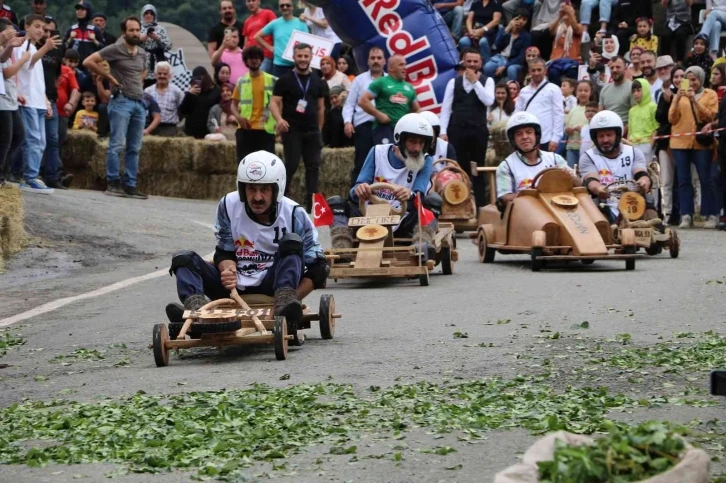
[[12, 41, 46, 110], [579, 125, 593, 153], [303, 7, 341, 43], [0, 59, 18, 111]]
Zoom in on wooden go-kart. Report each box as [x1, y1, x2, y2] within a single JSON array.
[[324, 182, 457, 286], [470, 167, 642, 271], [152, 288, 339, 366], [604, 180, 680, 258], [430, 159, 477, 232]]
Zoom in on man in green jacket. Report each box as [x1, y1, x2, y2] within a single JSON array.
[[232, 46, 277, 162]]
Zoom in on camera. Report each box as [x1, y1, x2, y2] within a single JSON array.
[[147, 27, 155, 34]]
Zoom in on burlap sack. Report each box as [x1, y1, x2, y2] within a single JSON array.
[[494, 431, 710, 483]]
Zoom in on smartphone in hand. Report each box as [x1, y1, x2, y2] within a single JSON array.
[[681, 79, 690, 92]]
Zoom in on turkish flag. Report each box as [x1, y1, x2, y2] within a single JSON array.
[[312, 193, 333, 227], [415, 193, 435, 226]]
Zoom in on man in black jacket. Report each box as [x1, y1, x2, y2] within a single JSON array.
[[92, 13, 116, 47], [63, 1, 104, 69]]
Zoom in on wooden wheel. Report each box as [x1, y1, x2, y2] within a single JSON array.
[[359, 182, 408, 215], [478, 231, 495, 263], [356, 224, 388, 242], [152, 324, 170, 367], [440, 245, 454, 275], [274, 316, 288, 361], [669, 229, 680, 259], [319, 294, 335, 340]]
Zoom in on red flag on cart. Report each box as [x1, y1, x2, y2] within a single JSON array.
[[312, 193, 334, 227], [415, 193, 435, 226]]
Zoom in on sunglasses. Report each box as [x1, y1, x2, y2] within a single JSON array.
[[279, 4, 292, 7]]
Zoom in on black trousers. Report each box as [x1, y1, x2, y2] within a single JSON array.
[[350, 121, 373, 187], [662, 24, 694, 63], [449, 125, 489, 208], [235, 128, 276, 164], [281, 128, 323, 211], [0, 110, 25, 182]]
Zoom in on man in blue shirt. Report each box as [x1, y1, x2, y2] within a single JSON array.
[[432, 0, 465, 40], [254, 0, 309, 78]]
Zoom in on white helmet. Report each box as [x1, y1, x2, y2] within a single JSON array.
[[419, 111, 440, 128], [393, 113, 434, 155], [237, 150, 287, 205], [506, 111, 541, 154], [589, 110, 623, 154]]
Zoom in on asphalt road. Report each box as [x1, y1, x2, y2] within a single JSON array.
[[2, 189, 726, 482]]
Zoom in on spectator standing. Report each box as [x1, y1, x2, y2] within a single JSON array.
[[242, 0, 276, 73], [179, 66, 221, 139], [92, 13, 117, 47], [529, 0, 560, 60], [57, 49, 81, 178], [211, 28, 247, 85], [0, 20, 25, 187], [546, 4, 582, 85], [515, 57, 564, 152], [711, 63, 726, 101], [684, 34, 714, 78], [458, 0, 503, 63], [15, 15, 60, 194], [483, 11, 530, 82], [598, 56, 632, 129], [139, 5, 172, 88], [256, 0, 308, 78], [668, 66, 719, 229], [564, 80, 595, 168], [343, 46, 385, 185], [231, 46, 277, 162], [301, 2, 342, 59], [359, 55, 420, 145], [629, 17, 659, 53], [662, 0, 694, 63], [63, 2, 103, 69], [439, 48, 495, 206], [0, 2, 18, 25], [84, 16, 149, 199], [627, 78, 659, 163], [323, 85, 352, 147], [655, 66, 684, 226], [507, 79, 520, 101], [320, 56, 351, 91], [611, 0, 652, 55], [656, 55, 675, 84], [208, 0, 243, 58], [337, 55, 357, 81], [270, 43, 325, 212], [487, 80, 515, 130], [207, 82, 237, 140], [38, 19, 66, 190], [19, 0, 54, 29], [431, 0, 465, 41], [143, 61, 183, 136], [699, 0, 726, 58], [640, 50, 662, 103], [214, 62, 231, 85], [142, 91, 161, 135]]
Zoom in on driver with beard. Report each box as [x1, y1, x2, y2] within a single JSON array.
[[165, 151, 328, 341], [329, 113, 439, 258]]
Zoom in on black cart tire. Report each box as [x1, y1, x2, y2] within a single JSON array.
[[419, 272, 429, 286], [152, 324, 170, 367], [441, 246, 454, 275], [645, 245, 663, 256], [274, 316, 288, 361], [319, 294, 335, 340], [531, 247, 544, 272], [624, 245, 636, 270], [478, 232, 495, 263], [669, 229, 680, 259], [168, 321, 203, 340], [581, 259, 595, 265]]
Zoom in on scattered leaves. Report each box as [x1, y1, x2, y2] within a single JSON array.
[[0, 329, 26, 357], [452, 331, 469, 339]]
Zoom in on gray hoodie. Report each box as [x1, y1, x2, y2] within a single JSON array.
[[140, 4, 172, 79]]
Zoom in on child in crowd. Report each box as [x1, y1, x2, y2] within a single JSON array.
[[684, 34, 714, 81], [324, 85, 352, 148], [564, 80, 595, 168], [630, 17, 658, 53], [62, 49, 90, 93], [488, 81, 515, 130], [561, 78, 577, 114], [72, 92, 99, 132], [579, 101, 599, 155], [627, 78, 658, 162]]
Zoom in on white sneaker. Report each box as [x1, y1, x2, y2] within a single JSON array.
[[19, 178, 54, 195], [679, 215, 692, 229], [704, 215, 719, 229], [582, 30, 591, 43]]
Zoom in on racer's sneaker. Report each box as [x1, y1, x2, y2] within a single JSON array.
[[183, 294, 211, 311], [678, 215, 692, 229], [20, 178, 54, 194], [704, 215, 719, 229], [274, 287, 302, 335], [165, 303, 184, 322], [105, 180, 124, 197]]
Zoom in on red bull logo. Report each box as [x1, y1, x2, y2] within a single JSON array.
[[235, 237, 255, 251], [598, 169, 612, 177], [517, 178, 533, 189], [374, 176, 389, 183]]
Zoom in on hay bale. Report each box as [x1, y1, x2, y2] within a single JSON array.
[[283, 146, 354, 203], [191, 139, 237, 174], [489, 121, 513, 167], [63, 130, 99, 170], [140, 135, 196, 174], [0, 185, 24, 272]]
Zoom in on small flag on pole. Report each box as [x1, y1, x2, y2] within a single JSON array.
[[415, 193, 435, 226], [312, 193, 333, 227]]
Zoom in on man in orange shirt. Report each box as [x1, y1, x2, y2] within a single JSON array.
[[243, 0, 276, 73]]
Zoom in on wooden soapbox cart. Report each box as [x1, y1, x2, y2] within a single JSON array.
[[324, 182, 458, 286], [152, 289, 339, 366], [430, 159, 478, 232], [469, 166, 641, 271]]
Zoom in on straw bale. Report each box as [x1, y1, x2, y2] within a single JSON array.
[[488, 120, 512, 167], [139, 135, 196, 174], [63, 130, 99, 170], [191, 139, 237, 174], [0, 185, 24, 272]]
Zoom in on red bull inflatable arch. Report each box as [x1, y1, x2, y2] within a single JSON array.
[[307, 0, 460, 114]]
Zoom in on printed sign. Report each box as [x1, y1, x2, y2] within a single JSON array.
[[183, 308, 273, 319], [165, 48, 193, 90], [282, 31, 335, 69], [348, 215, 402, 226]]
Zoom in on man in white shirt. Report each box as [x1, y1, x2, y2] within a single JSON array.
[[515, 57, 564, 153], [640, 50, 662, 103], [439, 48, 495, 207], [343, 46, 385, 186], [143, 61, 183, 136]]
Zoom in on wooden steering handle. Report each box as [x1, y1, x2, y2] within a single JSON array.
[[529, 167, 563, 189], [432, 158, 460, 170], [359, 182, 408, 216]]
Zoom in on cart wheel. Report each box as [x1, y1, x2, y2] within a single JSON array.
[[581, 259, 595, 265], [645, 245, 663, 256], [669, 229, 680, 259], [441, 245, 454, 275], [168, 321, 202, 340], [531, 247, 544, 272], [319, 294, 336, 340], [274, 316, 288, 361], [419, 272, 429, 286], [477, 232, 495, 263], [152, 324, 170, 367], [624, 246, 636, 270]]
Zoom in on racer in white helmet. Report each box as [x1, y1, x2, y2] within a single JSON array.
[[419, 111, 457, 164], [579, 110, 652, 222], [166, 151, 328, 339], [495, 112, 579, 205]]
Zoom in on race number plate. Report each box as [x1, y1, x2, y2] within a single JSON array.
[[183, 308, 272, 319], [633, 227, 653, 247], [348, 215, 401, 226]]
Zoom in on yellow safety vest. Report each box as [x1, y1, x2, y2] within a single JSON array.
[[236, 72, 276, 134]]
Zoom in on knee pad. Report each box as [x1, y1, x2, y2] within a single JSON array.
[[278, 233, 303, 258], [424, 192, 443, 217], [305, 256, 330, 289], [326, 195, 347, 215], [169, 250, 200, 276]]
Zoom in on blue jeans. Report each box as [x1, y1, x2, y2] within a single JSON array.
[[20, 106, 47, 181], [458, 34, 494, 63], [700, 10, 726, 54], [483, 54, 522, 81], [261, 57, 273, 73], [672, 148, 717, 216], [579, 0, 618, 25], [43, 103, 61, 182], [442, 7, 465, 39], [566, 149, 579, 168], [106, 95, 145, 188]]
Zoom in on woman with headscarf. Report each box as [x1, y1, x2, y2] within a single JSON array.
[[337, 55, 357, 81], [320, 56, 351, 91], [140, 4, 172, 88], [207, 82, 237, 141], [668, 65, 719, 229], [214, 63, 232, 86], [684, 34, 714, 82], [179, 66, 222, 139]]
